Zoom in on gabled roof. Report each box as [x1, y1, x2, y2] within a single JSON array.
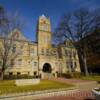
[[10, 29, 27, 41]]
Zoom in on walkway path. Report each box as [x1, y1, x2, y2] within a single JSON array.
[[39, 90, 95, 100], [38, 78, 100, 100], [50, 78, 100, 90]]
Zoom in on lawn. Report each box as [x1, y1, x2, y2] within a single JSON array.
[[0, 80, 73, 95], [80, 75, 100, 81]]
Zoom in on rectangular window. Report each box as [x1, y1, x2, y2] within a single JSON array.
[[34, 71, 37, 75], [55, 62, 58, 66], [18, 59, 22, 61], [12, 46, 16, 53], [19, 50, 23, 55], [20, 45, 23, 49], [0, 60, 2, 66], [17, 72, 20, 75], [65, 50, 68, 56], [9, 72, 13, 76], [11, 59, 14, 66], [18, 59, 22, 65], [28, 72, 29, 75], [74, 62, 77, 68], [30, 48, 34, 56], [73, 51, 76, 58], [68, 51, 72, 58], [53, 50, 56, 56], [34, 62, 37, 66], [30, 48, 34, 53], [67, 61, 72, 68]]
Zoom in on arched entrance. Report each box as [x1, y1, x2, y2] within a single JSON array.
[[42, 63, 52, 73]]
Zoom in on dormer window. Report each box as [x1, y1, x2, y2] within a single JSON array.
[[13, 32, 19, 39]]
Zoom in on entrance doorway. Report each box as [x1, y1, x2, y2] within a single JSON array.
[[42, 63, 52, 73]]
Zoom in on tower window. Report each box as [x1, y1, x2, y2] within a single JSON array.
[[42, 24, 47, 31], [46, 49, 49, 55], [41, 49, 44, 55]]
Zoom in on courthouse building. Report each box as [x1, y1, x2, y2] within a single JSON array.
[[3, 15, 80, 78]]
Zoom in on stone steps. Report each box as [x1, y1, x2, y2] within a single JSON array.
[[43, 73, 54, 79]]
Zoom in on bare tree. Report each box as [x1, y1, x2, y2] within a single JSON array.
[[0, 6, 24, 80], [54, 8, 100, 76]]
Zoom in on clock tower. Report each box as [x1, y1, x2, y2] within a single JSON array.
[[36, 14, 51, 55]]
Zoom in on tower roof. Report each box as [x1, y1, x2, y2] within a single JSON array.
[[41, 14, 46, 19], [41, 14, 46, 18]]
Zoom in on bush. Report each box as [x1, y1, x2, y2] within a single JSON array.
[[4, 74, 38, 80], [72, 72, 81, 78], [61, 72, 81, 78], [61, 73, 72, 78], [4, 75, 17, 80]]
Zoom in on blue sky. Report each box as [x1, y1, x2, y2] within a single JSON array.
[[0, 0, 100, 41]]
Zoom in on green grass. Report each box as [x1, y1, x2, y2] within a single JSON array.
[[0, 80, 73, 95], [80, 75, 100, 81]]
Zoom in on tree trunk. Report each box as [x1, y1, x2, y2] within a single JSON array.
[[82, 51, 89, 76], [77, 49, 89, 76], [0, 71, 4, 80], [77, 50, 84, 72]]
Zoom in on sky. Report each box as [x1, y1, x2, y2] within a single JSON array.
[[0, 0, 100, 41]]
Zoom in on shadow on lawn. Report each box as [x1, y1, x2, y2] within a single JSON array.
[[84, 98, 95, 100]]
